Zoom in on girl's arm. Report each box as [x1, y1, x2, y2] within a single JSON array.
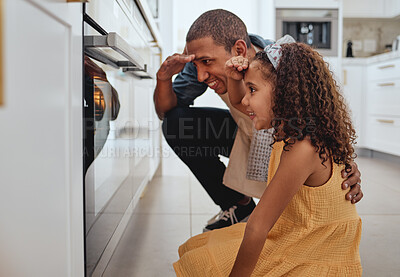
[[229, 140, 318, 277], [225, 56, 248, 115]]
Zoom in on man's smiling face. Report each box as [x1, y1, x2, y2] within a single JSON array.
[[186, 37, 233, 95]]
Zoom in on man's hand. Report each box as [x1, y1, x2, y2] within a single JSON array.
[[341, 161, 363, 204], [156, 53, 195, 81], [225, 56, 249, 81]]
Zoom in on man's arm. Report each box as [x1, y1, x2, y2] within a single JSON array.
[[153, 53, 195, 119], [154, 78, 177, 120]]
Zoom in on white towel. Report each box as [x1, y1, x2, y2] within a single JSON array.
[[246, 128, 274, 182]]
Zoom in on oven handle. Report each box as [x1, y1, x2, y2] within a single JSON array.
[[122, 65, 155, 79], [84, 32, 145, 71]]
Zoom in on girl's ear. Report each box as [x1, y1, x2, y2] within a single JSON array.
[[232, 39, 248, 57]]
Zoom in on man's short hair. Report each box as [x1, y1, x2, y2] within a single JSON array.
[[186, 9, 252, 52]]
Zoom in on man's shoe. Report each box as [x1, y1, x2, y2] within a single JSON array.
[[203, 199, 256, 232], [206, 210, 224, 225]]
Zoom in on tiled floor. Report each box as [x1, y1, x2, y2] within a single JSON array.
[[103, 149, 400, 276]]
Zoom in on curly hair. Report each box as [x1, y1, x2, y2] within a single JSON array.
[[186, 9, 251, 52], [253, 43, 357, 169]]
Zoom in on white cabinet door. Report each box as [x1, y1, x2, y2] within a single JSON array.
[[0, 1, 83, 276], [365, 58, 400, 156], [343, 0, 400, 18], [148, 48, 162, 179], [275, 0, 340, 9], [343, 0, 384, 18], [342, 65, 366, 147], [385, 0, 400, 17], [366, 116, 400, 156]]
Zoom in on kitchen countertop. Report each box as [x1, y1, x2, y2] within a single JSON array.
[[342, 51, 400, 65]]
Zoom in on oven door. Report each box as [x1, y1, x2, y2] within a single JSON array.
[[82, 12, 154, 276], [83, 56, 133, 276]]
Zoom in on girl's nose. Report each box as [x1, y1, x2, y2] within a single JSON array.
[[241, 92, 250, 106]]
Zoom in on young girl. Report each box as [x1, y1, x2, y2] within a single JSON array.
[[173, 39, 362, 276]]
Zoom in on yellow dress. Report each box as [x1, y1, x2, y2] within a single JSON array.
[[173, 141, 362, 276]]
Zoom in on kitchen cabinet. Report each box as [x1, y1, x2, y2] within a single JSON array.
[[0, 0, 84, 276], [365, 57, 400, 156], [148, 47, 163, 179], [342, 63, 366, 147], [343, 0, 400, 18], [0, 0, 162, 276], [385, 0, 400, 18], [343, 54, 400, 157], [366, 116, 400, 156], [275, 0, 340, 9]]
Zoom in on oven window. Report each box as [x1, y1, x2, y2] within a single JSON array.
[[94, 83, 106, 121]]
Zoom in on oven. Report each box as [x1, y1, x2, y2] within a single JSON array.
[[82, 0, 161, 275], [276, 9, 338, 56]]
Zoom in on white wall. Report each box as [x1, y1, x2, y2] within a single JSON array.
[[259, 0, 276, 41], [159, 0, 276, 58], [158, 0, 174, 60], [343, 18, 400, 57], [172, 0, 262, 53], [275, 0, 340, 9]]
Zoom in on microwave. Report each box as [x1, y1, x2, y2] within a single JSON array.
[[276, 9, 338, 57]]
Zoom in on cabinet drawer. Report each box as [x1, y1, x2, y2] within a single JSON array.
[[368, 59, 400, 81], [86, 0, 152, 65], [367, 79, 400, 117], [366, 116, 400, 156]]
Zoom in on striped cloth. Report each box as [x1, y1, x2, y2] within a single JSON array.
[[246, 128, 274, 182]]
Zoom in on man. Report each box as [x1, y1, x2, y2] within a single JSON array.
[[154, 9, 363, 232]]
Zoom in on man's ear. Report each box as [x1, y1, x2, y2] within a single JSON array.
[[232, 40, 248, 57]]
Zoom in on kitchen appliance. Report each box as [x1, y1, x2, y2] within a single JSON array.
[[392, 35, 400, 52], [276, 9, 338, 56], [83, 35, 134, 276], [82, 0, 161, 275]]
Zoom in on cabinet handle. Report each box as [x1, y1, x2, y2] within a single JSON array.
[[377, 119, 395, 124], [378, 82, 395, 87], [343, 69, 347, 85], [378, 64, 395, 69]]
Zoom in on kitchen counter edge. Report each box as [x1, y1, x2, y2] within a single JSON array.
[[342, 52, 400, 65]]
